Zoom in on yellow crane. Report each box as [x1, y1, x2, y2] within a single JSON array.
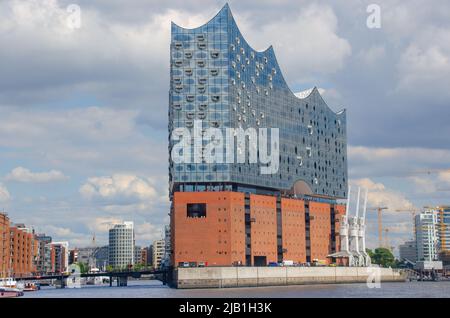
[[367, 206, 388, 247]]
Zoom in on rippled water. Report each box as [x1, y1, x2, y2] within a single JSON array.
[[22, 280, 450, 298]]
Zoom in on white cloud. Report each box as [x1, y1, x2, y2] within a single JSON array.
[[350, 178, 414, 210], [349, 146, 450, 179], [0, 183, 11, 202], [358, 46, 386, 65], [135, 222, 164, 243], [5, 166, 68, 183], [0, 106, 167, 177], [236, 3, 351, 84], [87, 216, 124, 233], [80, 174, 168, 209], [397, 26, 450, 99], [40, 224, 94, 247]]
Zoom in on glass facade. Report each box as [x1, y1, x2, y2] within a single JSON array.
[[169, 4, 347, 199]]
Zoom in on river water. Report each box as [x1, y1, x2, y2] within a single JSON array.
[[22, 280, 450, 298]]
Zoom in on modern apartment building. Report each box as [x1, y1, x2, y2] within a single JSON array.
[[162, 225, 171, 267], [415, 211, 439, 261], [436, 206, 450, 252], [414, 206, 450, 262], [152, 239, 165, 269], [134, 246, 148, 266], [108, 222, 135, 269], [50, 242, 69, 273], [169, 4, 348, 267], [35, 234, 52, 274]]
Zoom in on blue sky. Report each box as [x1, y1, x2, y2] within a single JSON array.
[[1, 0, 449, 254]]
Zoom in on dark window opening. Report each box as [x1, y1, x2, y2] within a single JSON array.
[[253, 256, 267, 266], [187, 203, 207, 218]]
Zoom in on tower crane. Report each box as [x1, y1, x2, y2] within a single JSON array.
[[367, 206, 388, 248]]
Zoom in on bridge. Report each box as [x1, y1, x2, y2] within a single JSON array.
[[15, 269, 172, 288]]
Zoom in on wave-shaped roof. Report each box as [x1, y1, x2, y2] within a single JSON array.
[[172, 3, 345, 116]]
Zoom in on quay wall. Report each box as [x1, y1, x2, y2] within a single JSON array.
[[174, 267, 407, 289]]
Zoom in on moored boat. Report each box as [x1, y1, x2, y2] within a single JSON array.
[[23, 282, 40, 292], [0, 287, 24, 298]]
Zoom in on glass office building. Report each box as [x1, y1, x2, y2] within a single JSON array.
[[169, 4, 347, 199]]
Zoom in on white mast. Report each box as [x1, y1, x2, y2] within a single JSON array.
[[349, 187, 362, 266], [358, 188, 371, 266]]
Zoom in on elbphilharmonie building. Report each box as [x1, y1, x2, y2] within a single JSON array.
[[169, 4, 348, 267]]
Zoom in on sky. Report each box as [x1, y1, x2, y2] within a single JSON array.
[[0, 0, 449, 254]]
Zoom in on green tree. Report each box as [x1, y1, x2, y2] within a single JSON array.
[[76, 262, 89, 274], [368, 248, 396, 267]]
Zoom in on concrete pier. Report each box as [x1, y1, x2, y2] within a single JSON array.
[[174, 267, 407, 289]]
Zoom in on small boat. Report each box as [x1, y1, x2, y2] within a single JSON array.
[[0, 287, 24, 298], [23, 282, 40, 292]]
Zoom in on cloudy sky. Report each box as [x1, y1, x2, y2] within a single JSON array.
[[0, 0, 449, 253]]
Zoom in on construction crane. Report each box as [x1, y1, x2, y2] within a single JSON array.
[[367, 206, 388, 248]]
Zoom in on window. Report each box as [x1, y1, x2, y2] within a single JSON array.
[[187, 203, 207, 218], [211, 50, 220, 59]]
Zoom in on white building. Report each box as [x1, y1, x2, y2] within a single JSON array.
[[152, 239, 165, 270], [109, 222, 135, 269], [162, 225, 172, 267], [415, 211, 439, 261]]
